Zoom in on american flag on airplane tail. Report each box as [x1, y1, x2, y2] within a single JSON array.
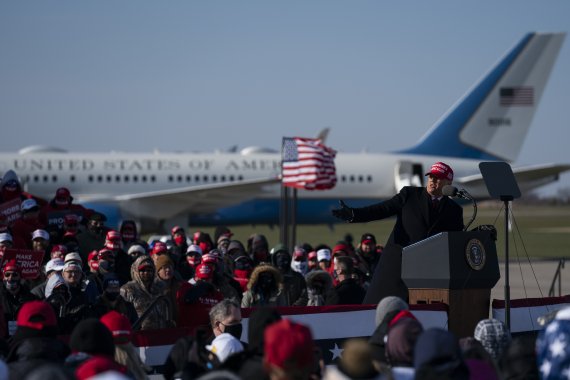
[[281, 137, 337, 190], [500, 86, 534, 106]]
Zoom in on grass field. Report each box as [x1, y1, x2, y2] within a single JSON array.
[[186, 202, 570, 259]]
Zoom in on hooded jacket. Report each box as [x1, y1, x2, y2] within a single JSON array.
[[120, 256, 172, 330], [305, 270, 334, 306], [241, 264, 288, 308]]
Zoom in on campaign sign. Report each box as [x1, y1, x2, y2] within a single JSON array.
[[1, 248, 44, 279], [47, 210, 84, 229], [0, 199, 22, 225]]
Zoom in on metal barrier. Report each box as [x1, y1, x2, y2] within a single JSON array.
[[548, 258, 565, 297]]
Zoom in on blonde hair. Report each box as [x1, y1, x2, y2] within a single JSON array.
[[114, 342, 151, 380]]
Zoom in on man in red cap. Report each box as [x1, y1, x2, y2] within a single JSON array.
[[1, 260, 37, 337], [38, 187, 92, 231], [332, 161, 464, 303]]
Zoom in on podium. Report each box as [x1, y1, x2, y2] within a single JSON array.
[[402, 231, 500, 338]]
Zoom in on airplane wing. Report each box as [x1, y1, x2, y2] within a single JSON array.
[[78, 176, 281, 220], [456, 163, 570, 198]]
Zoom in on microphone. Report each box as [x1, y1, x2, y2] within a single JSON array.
[[442, 185, 477, 231], [442, 185, 472, 200]]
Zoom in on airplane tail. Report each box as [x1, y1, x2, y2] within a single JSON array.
[[398, 32, 565, 162]]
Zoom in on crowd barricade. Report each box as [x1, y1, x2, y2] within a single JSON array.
[[131, 303, 449, 367], [492, 295, 570, 333]]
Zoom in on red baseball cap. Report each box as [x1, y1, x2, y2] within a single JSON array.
[[425, 162, 454, 181], [151, 241, 168, 256], [17, 301, 57, 330], [264, 319, 314, 371], [195, 263, 214, 279], [100, 310, 132, 344]]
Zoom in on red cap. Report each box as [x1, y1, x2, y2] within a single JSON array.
[[333, 243, 350, 254], [171, 226, 184, 235], [17, 300, 57, 330], [425, 161, 454, 181], [88, 250, 99, 261], [199, 241, 211, 254], [98, 249, 114, 260], [137, 261, 153, 271], [195, 263, 214, 279], [151, 241, 168, 256], [100, 310, 132, 344], [264, 319, 314, 371], [2, 259, 19, 274], [201, 253, 217, 264], [75, 355, 126, 380], [307, 251, 317, 260], [106, 230, 121, 241]]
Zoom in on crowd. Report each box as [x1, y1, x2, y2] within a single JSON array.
[[0, 172, 568, 379]]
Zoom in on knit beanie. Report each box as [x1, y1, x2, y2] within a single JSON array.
[[155, 254, 174, 273], [375, 296, 409, 327], [70, 318, 115, 357]]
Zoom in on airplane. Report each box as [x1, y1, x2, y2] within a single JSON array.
[[0, 32, 568, 232]]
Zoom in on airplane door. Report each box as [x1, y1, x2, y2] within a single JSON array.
[[395, 161, 424, 191]]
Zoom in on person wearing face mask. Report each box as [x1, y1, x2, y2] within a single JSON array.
[[0, 170, 45, 205], [0, 260, 37, 337], [241, 263, 288, 308], [119, 220, 147, 254], [169, 226, 188, 268], [120, 256, 172, 330], [270, 244, 308, 306], [92, 273, 138, 324], [247, 234, 270, 266], [38, 187, 91, 231], [305, 270, 335, 306], [178, 244, 202, 281], [104, 230, 132, 285], [290, 246, 309, 276], [233, 255, 253, 293], [177, 262, 224, 329], [77, 212, 109, 261], [209, 299, 243, 341]]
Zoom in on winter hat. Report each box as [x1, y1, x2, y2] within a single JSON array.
[[414, 328, 464, 372], [386, 317, 424, 367], [247, 307, 282, 353], [473, 318, 511, 360], [102, 273, 121, 291], [155, 254, 173, 273], [375, 296, 409, 327], [337, 339, 379, 379], [75, 355, 126, 380], [70, 318, 115, 357], [316, 248, 331, 262], [17, 300, 58, 330], [151, 241, 168, 256], [127, 244, 146, 256], [270, 243, 288, 255], [264, 319, 314, 372], [100, 311, 132, 345], [206, 333, 244, 363]]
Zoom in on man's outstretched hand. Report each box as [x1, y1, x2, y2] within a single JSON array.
[[332, 200, 353, 222]]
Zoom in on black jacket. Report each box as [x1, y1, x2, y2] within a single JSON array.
[[353, 186, 464, 303], [326, 278, 366, 305]]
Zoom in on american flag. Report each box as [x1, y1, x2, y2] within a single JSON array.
[[500, 86, 534, 106], [281, 137, 337, 190]]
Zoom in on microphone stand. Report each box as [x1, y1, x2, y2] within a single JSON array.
[[462, 191, 477, 231]]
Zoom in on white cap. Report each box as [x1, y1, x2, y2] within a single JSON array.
[[206, 333, 244, 363], [128, 244, 146, 255], [317, 248, 331, 262], [64, 252, 82, 264], [186, 244, 203, 255], [32, 229, 50, 241], [21, 198, 38, 211], [46, 258, 65, 273], [0, 233, 13, 243]]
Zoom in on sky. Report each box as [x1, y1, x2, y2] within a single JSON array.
[[1, 1, 569, 196]]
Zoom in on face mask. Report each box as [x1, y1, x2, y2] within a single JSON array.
[[105, 291, 120, 301], [257, 273, 275, 292], [275, 254, 290, 271], [291, 260, 308, 275], [254, 251, 269, 263], [99, 260, 114, 273], [234, 269, 252, 279], [4, 279, 19, 291], [308, 260, 318, 270], [89, 260, 99, 271], [174, 235, 185, 246], [223, 322, 243, 340], [122, 232, 135, 241]]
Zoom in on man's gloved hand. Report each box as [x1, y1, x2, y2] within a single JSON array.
[[332, 200, 354, 222]]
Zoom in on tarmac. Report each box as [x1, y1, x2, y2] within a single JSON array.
[[491, 258, 569, 301]]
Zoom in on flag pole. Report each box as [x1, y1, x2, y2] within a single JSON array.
[[290, 188, 298, 250]]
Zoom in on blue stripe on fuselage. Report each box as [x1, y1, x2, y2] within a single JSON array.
[[396, 33, 534, 160]]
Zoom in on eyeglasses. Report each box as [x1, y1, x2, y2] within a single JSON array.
[[4, 272, 19, 278]]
